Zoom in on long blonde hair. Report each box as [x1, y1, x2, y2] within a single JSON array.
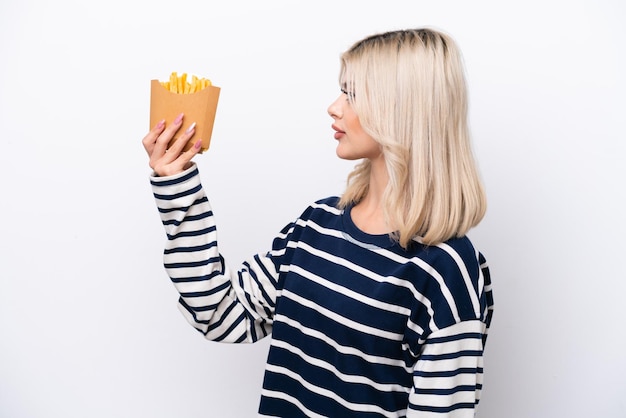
[[338, 28, 487, 247]]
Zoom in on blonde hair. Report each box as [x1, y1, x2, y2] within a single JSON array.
[[338, 28, 487, 247]]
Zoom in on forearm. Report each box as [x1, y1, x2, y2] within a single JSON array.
[[151, 164, 272, 343]]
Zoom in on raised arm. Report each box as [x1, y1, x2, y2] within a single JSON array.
[[151, 165, 279, 343], [143, 116, 280, 343]]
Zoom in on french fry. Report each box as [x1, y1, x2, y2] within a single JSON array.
[[159, 72, 213, 94], [178, 73, 185, 94], [151, 71, 220, 153], [169, 72, 177, 93]]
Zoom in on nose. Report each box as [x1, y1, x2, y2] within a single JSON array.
[[327, 94, 343, 119]]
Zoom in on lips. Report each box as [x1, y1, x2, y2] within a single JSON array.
[[332, 124, 345, 139]]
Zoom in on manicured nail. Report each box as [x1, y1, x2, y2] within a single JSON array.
[[194, 140, 202, 150], [156, 119, 165, 129], [185, 122, 197, 134], [174, 113, 184, 124]]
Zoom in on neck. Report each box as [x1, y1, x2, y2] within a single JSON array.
[[351, 155, 392, 234]]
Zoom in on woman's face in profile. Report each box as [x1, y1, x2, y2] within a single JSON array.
[[327, 84, 379, 162]]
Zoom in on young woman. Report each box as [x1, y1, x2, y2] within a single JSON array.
[[143, 28, 494, 417]]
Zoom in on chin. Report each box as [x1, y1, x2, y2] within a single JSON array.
[[336, 146, 359, 161], [336, 151, 359, 161]]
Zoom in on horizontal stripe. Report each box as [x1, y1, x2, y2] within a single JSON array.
[[161, 210, 212, 227], [280, 288, 404, 341], [157, 196, 208, 213], [165, 225, 216, 241], [164, 241, 217, 254], [151, 170, 494, 416], [290, 263, 411, 316], [408, 402, 477, 413], [270, 339, 409, 393], [153, 183, 202, 201], [260, 389, 327, 418], [265, 364, 403, 417], [274, 313, 410, 370], [150, 166, 199, 186]]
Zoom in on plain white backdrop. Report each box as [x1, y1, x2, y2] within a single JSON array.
[[1, 0, 624, 417]]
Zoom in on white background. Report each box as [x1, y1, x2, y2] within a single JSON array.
[[1, 0, 625, 417]]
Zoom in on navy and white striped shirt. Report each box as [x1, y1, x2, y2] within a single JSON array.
[[151, 164, 494, 417]]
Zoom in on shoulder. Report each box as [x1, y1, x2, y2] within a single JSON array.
[[406, 236, 487, 322], [269, 196, 343, 256], [411, 235, 481, 273], [297, 196, 342, 220], [312, 196, 341, 210]]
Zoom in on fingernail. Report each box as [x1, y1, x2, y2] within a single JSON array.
[[185, 122, 197, 134], [194, 140, 202, 150], [174, 113, 184, 124], [156, 119, 165, 129]]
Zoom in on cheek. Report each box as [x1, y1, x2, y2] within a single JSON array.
[[344, 108, 363, 133]]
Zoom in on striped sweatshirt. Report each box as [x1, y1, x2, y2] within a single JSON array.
[[151, 164, 494, 417]]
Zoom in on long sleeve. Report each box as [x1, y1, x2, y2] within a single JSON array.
[[148, 173, 495, 415], [406, 320, 486, 417], [406, 252, 494, 417], [150, 164, 280, 343]]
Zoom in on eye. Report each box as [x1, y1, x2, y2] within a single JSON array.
[[340, 88, 355, 100]]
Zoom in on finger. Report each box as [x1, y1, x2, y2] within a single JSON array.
[[152, 138, 202, 177], [169, 121, 197, 156], [142, 119, 166, 156], [153, 113, 185, 157], [150, 121, 198, 175], [179, 138, 203, 170]]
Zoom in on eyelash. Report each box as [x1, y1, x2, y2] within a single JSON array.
[[340, 88, 355, 100]]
